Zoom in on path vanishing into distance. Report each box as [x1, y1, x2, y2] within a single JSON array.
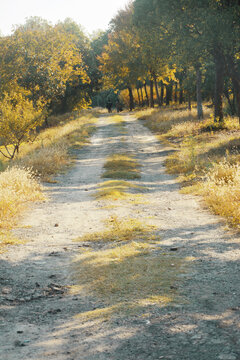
[[0, 114, 240, 360]]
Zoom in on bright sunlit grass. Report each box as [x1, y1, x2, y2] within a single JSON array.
[[102, 153, 141, 180], [0, 111, 98, 251], [95, 180, 142, 200], [136, 107, 240, 229], [75, 216, 156, 243], [0, 231, 26, 254], [72, 215, 187, 318], [9, 113, 97, 182], [203, 161, 240, 228], [0, 166, 44, 251]]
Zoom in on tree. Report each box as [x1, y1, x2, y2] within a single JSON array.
[[0, 88, 44, 159], [133, 0, 240, 122], [0, 17, 90, 114], [99, 4, 142, 110]]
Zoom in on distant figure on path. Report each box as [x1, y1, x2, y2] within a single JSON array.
[[116, 99, 123, 112], [106, 99, 112, 113]]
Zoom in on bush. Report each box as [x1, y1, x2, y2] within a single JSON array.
[[0, 167, 44, 229]]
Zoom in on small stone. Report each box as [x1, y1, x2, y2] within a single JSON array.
[[2, 287, 12, 294], [218, 354, 236, 360], [54, 223, 59, 227], [14, 340, 26, 347], [48, 308, 62, 314], [211, 338, 223, 345], [49, 274, 56, 279], [48, 252, 60, 257]]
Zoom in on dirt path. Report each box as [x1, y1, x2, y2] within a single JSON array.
[[0, 114, 240, 360]]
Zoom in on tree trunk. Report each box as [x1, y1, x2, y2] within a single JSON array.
[[224, 89, 235, 115], [137, 88, 141, 106], [179, 79, 184, 104], [153, 73, 161, 107], [150, 80, 154, 108], [188, 93, 192, 111], [169, 82, 173, 102], [160, 81, 164, 106], [174, 83, 178, 103], [196, 65, 204, 119], [214, 55, 224, 123], [140, 87, 144, 106], [166, 84, 172, 106], [232, 81, 240, 123], [144, 82, 149, 107], [128, 86, 135, 111], [225, 54, 240, 123]]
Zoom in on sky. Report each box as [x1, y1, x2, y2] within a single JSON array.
[[0, 0, 129, 36]]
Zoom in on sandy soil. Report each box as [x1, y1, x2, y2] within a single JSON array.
[[0, 114, 240, 360]]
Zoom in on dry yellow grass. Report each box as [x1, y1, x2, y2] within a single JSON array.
[[72, 216, 187, 319], [95, 180, 142, 201], [0, 231, 26, 254], [0, 110, 98, 251], [75, 216, 156, 243], [136, 107, 240, 229], [203, 161, 240, 229], [0, 166, 44, 251], [15, 143, 69, 182], [0, 111, 97, 181], [0, 166, 44, 228], [102, 153, 141, 180]]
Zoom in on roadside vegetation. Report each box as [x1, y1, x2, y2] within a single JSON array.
[[0, 110, 97, 252], [136, 106, 240, 230]]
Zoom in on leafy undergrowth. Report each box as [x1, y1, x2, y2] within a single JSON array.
[[0, 167, 44, 252], [136, 106, 240, 230], [72, 216, 187, 320]]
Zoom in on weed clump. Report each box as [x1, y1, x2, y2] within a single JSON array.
[[0, 166, 44, 252], [102, 153, 141, 180], [203, 161, 240, 228], [75, 216, 156, 243], [95, 180, 142, 200]]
